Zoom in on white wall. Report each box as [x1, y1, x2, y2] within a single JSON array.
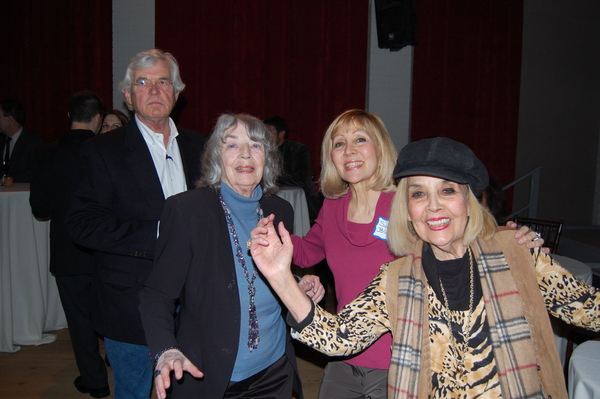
[[112, 0, 155, 112], [366, 0, 413, 153]]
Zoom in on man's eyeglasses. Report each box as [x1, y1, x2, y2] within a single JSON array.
[[133, 78, 173, 91]]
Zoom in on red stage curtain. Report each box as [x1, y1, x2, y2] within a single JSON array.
[[155, 0, 369, 176], [411, 1, 524, 188], [1, 0, 113, 143]]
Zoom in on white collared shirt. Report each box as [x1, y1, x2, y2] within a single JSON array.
[[136, 115, 187, 199]]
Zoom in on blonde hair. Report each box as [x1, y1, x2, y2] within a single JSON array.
[[319, 110, 397, 199], [387, 178, 498, 256]]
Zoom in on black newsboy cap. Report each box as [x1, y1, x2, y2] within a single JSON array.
[[393, 137, 489, 197]]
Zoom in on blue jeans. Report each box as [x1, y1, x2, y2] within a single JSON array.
[[104, 338, 152, 399]]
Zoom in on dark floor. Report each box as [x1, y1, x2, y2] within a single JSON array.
[[0, 329, 331, 399], [0, 280, 337, 399]]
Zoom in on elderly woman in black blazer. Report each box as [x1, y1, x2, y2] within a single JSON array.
[[139, 113, 324, 399]]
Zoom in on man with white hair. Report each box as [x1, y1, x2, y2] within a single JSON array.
[[66, 50, 206, 399]]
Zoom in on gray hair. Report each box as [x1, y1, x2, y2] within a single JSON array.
[[119, 49, 185, 94], [197, 114, 282, 195]]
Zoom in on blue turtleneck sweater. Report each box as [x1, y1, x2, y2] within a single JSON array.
[[220, 182, 286, 381]]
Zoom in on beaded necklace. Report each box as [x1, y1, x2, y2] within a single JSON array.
[[219, 193, 263, 351], [438, 247, 474, 372]]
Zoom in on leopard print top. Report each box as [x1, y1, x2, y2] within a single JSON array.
[[428, 289, 501, 398], [293, 250, 600, 398]]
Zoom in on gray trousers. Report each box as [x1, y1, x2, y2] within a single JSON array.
[[318, 361, 388, 399]]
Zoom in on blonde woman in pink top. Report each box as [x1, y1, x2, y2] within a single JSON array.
[[285, 110, 543, 399]]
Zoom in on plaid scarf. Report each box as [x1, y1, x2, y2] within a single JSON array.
[[386, 232, 565, 399]]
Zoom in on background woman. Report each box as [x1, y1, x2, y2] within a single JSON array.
[[100, 109, 129, 133], [290, 110, 545, 399], [139, 114, 323, 399], [251, 137, 600, 399]]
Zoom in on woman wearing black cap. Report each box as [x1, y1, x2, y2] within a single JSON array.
[[250, 137, 600, 399]]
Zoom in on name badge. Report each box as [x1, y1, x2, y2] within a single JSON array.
[[372, 217, 389, 241]]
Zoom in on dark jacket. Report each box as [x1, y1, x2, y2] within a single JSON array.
[[139, 187, 302, 398], [278, 139, 322, 223], [29, 129, 95, 275], [65, 119, 206, 344], [1, 128, 45, 182]]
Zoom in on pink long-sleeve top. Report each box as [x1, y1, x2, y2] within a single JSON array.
[[291, 190, 396, 369]]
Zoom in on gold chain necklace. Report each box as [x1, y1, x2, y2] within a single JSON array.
[[438, 247, 474, 371]]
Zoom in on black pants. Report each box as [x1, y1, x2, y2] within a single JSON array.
[[224, 355, 294, 399], [56, 274, 108, 389]]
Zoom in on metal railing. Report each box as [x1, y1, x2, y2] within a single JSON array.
[[504, 166, 541, 221]]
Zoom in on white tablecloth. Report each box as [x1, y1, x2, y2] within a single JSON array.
[[275, 186, 311, 237], [551, 254, 593, 367], [0, 183, 67, 353], [568, 340, 600, 399]]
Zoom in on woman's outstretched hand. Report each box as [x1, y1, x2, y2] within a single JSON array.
[[250, 214, 313, 322], [154, 349, 203, 399], [250, 214, 294, 281]]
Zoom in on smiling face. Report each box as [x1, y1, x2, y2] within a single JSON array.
[[220, 122, 265, 197], [100, 114, 123, 133], [330, 124, 379, 188], [407, 175, 470, 260], [123, 60, 178, 126]]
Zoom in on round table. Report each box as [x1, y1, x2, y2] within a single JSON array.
[[568, 340, 600, 399], [553, 254, 593, 285], [0, 183, 67, 352]]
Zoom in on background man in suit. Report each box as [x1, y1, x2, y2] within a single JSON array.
[[0, 99, 45, 182], [65, 50, 207, 399], [264, 117, 333, 308], [264, 116, 322, 223], [30, 91, 109, 398]]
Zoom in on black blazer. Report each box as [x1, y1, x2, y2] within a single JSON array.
[[29, 129, 95, 276], [1, 128, 45, 182], [65, 119, 206, 344], [139, 187, 302, 398], [278, 139, 322, 222]]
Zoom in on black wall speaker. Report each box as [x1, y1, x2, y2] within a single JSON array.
[[374, 0, 417, 51]]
